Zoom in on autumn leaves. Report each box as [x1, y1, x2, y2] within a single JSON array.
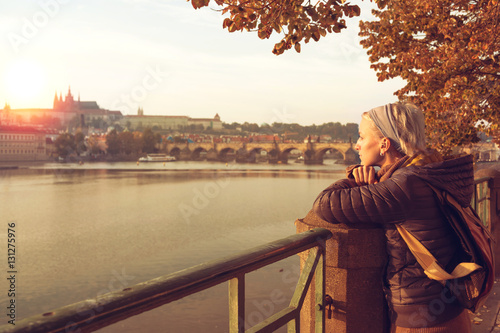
[[190, 0, 360, 55]]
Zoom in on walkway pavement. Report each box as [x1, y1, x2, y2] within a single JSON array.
[[471, 279, 500, 332]]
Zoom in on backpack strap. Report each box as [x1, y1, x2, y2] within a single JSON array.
[[395, 224, 482, 281]]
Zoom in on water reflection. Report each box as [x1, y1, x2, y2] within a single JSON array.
[[0, 162, 344, 332]]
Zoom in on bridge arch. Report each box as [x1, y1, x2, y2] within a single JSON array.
[[246, 147, 267, 163], [219, 147, 236, 162], [235, 148, 256, 163], [162, 141, 357, 164], [314, 147, 346, 163], [168, 147, 182, 160], [279, 147, 301, 164], [191, 147, 208, 161]]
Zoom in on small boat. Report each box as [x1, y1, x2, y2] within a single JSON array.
[[294, 156, 304, 163], [138, 154, 176, 162]]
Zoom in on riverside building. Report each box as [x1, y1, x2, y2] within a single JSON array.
[[0, 125, 49, 162]]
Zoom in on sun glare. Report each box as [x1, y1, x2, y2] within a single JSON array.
[[4, 60, 46, 105]]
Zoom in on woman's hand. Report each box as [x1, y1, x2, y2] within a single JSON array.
[[352, 165, 378, 185]]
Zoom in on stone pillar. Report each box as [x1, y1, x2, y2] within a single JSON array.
[[296, 210, 388, 333], [206, 149, 218, 161], [179, 147, 192, 161], [344, 149, 360, 165], [475, 168, 500, 277]]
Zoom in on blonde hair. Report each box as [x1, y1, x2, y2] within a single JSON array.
[[362, 102, 426, 155]]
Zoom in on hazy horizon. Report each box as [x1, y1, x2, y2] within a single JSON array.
[[1, 0, 405, 126]]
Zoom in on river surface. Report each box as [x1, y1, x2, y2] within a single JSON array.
[[0, 160, 346, 332]]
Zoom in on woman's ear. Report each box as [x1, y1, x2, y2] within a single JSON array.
[[380, 137, 391, 151]]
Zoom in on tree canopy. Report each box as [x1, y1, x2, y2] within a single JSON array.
[[191, 0, 360, 55], [54, 133, 76, 157], [359, 0, 500, 153], [189, 0, 500, 153]]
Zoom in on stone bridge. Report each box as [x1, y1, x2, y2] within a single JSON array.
[[159, 140, 358, 164]]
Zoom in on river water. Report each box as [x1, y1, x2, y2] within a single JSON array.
[[0, 160, 346, 332]]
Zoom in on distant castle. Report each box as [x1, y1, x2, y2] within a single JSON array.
[[0, 87, 122, 128], [53, 87, 123, 126], [53, 87, 96, 112], [0, 87, 222, 131]]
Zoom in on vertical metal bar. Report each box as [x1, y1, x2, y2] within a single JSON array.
[[315, 248, 325, 333], [477, 181, 490, 228], [473, 180, 490, 228], [287, 317, 299, 332], [229, 274, 245, 333], [483, 182, 490, 228], [289, 247, 320, 308], [471, 182, 477, 209], [479, 182, 485, 227]]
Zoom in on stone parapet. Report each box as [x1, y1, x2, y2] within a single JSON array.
[[296, 209, 388, 333], [296, 167, 500, 332]]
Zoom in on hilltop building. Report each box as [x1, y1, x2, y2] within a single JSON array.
[[0, 87, 123, 129], [0, 88, 222, 132], [0, 88, 224, 162], [52, 87, 123, 127], [189, 113, 222, 130], [122, 108, 222, 131]]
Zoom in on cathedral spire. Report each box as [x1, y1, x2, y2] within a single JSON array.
[[53, 91, 59, 109], [65, 86, 74, 106]]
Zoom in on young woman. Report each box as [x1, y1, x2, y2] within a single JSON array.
[[313, 103, 473, 332]]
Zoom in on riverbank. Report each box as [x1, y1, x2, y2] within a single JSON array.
[[0, 165, 18, 170], [0, 159, 350, 174]]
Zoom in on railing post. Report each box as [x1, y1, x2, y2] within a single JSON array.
[[475, 168, 500, 277], [296, 210, 388, 333], [314, 246, 325, 333], [229, 274, 245, 333]]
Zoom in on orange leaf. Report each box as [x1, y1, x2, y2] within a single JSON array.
[[223, 18, 232, 29], [228, 22, 237, 32]]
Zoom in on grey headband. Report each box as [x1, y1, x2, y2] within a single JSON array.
[[368, 104, 404, 154]]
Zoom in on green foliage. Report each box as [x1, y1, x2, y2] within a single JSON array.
[[142, 128, 159, 153], [118, 131, 135, 155], [106, 129, 121, 155], [75, 131, 87, 155], [53, 133, 76, 157]]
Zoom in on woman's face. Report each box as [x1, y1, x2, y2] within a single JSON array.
[[355, 118, 384, 167]]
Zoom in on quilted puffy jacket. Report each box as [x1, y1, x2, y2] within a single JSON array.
[[313, 154, 474, 328]]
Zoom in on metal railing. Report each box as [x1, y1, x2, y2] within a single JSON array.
[[2, 228, 332, 333], [472, 176, 491, 229]]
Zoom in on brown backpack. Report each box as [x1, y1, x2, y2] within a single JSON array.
[[397, 184, 495, 313]]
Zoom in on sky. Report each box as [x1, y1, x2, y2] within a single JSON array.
[[0, 0, 405, 126]]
